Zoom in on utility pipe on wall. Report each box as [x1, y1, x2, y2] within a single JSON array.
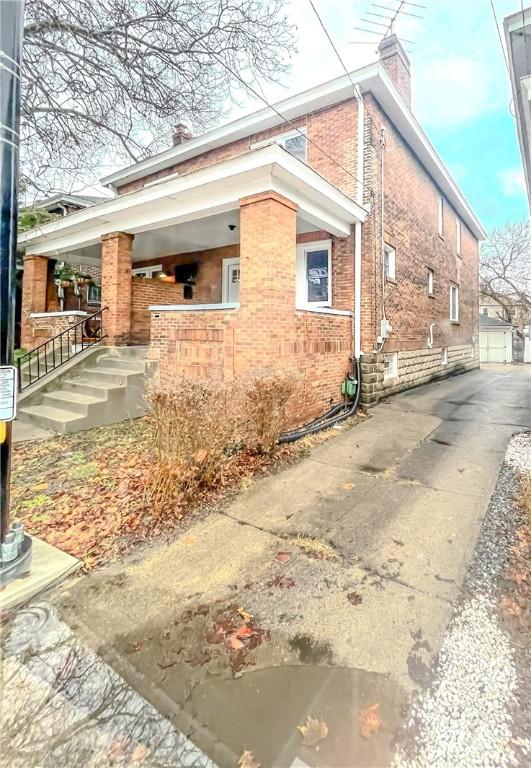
[[353, 85, 364, 361]]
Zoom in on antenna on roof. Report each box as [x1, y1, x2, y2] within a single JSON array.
[[351, 0, 424, 50]]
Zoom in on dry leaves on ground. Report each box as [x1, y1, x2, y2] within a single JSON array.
[[238, 750, 261, 768], [298, 716, 329, 747], [359, 703, 382, 739]]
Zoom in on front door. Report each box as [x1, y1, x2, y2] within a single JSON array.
[[222, 258, 240, 303]]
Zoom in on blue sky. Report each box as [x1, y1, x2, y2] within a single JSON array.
[[227, 0, 530, 231]]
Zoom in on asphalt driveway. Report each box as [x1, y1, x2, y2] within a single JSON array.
[[49, 364, 531, 767]]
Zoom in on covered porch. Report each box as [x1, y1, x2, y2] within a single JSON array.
[[19, 145, 367, 416]]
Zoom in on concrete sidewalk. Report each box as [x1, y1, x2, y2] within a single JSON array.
[[50, 364, 531, 767]]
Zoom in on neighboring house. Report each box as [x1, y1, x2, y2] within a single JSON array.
[[505, 7, 531, 208], [479, 314, 513, 364], [18, 35, 484, 419], [33, 193, 106, 217], [479, 293, 512, 323]]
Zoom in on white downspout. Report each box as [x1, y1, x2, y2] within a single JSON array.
[[353, 85, 364, 360]]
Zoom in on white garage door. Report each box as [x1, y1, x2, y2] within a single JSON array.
[[480, 330, 511, 363]]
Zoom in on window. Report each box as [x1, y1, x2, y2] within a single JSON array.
[[252, 128, 307, 162], [450, 283, 459, 322], [384, 244, 396, 280], [383, 352, 398, 380], [456, 217, 461, 256], [437, 196, 444, 237], [441, 347, 448, 366], [296, 240, 331, 307], [481, 307, 488, 316], [132, 264, 163, 279], [87, 283, 101, 305], [427, 268, 434, 296]]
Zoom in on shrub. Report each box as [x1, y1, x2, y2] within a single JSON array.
[[145, 378, 244, 515], [241, 369, 300, 454]]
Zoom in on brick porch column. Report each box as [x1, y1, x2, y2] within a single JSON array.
[[21, 255, 49, 349], [238, 191, 298, 371], [101, 231, 134, 345]]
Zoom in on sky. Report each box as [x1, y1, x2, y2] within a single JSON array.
[[84, 0, 530, 232]]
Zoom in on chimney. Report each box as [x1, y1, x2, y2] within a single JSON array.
[[378, 34, 411, 107], [172, 123, 192, 146]]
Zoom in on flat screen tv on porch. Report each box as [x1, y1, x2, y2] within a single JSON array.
[[174, 263, 198, 284]]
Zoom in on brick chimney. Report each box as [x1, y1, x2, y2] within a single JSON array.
[[172, 123, 192, 146], [378, 34, 411, 107]]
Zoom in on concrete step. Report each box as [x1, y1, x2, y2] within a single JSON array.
[[94, 355, 145, 372], [62, 378, 124, 397], [18, 404, 84, 434], [79, 367, 144, 385], [41, 389, 106, 415]]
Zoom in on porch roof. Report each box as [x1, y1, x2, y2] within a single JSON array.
[[19, 145, 368, 259]]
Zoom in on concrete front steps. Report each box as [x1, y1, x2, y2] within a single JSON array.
[[17, 346, 148, 434]]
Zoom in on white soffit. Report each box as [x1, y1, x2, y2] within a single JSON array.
[[20, 145, 367, 255]]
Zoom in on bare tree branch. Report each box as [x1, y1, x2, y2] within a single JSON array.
[[21, 0, 296, 198], [480, 220, 531, 325]]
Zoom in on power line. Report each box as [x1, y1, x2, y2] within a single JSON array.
[[308, 0, 359, 91], [195, 43, 373, 195], [489, 0, 510, 73]]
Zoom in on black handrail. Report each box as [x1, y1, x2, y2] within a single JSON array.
[[17, 307, 108, 392]]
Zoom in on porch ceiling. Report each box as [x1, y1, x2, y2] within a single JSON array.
[[19, 145, 368, 260]]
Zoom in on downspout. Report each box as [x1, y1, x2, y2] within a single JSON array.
[[353, 85, 364, 361]]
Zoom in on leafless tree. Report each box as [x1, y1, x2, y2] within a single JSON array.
[[480, 220, 531, 323], [21, 0, 296, 198]]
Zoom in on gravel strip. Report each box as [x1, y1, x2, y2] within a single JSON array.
[[393, 432, 531, 768]]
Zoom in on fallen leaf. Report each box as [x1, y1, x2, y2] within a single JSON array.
[[237, 607, 253, 622], [298, 716, 329, 747], [226, 635, 245, 651], [270, 575, 295, 589], [206, 626, 225, 644], [359, 703, 382, 739], [131, 744, 150, 762], [276, 551, 291, 562], [238, 750, 261, 768], [347, 592, 362, 605], [32, 482, 49, 491], [343, 482, 354, 490], [235, 625, 253, 638], [500, 596, 522, 616]]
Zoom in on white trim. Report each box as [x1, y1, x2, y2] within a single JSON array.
[[449, 282, 459, 322], [296, 239, 332, 308], [384, 243, 396, 280], [99, 63, 485, 240], [149, 303, 239, 311], [132, 263, 163, 278], [221, 257, 240, 303], [251, 127, 307, 161], [354, 221, 362, 358], [456, 217, 461, 256], [20, 145, 367, 257], [296, 306, 352, 317], [437, 195, 444, 237], [29, 310, 88, 318], [427, 267, 434, 295]]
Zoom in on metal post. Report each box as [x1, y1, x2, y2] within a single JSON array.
[[0, 1, 25, 543]]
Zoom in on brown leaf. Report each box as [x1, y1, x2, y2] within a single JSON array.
[[206, 626, 225, 644], [500, 596, 522, 616], [347, 592, 362, 605], [359, 703, 382, 739], [226, 635, 245, 651], [131, 744, 150, 762], [276, 551, 291, 562], [235, 625, 253, 638], [237, 607, 253, 622], [298, 716, 329, 747], [238, 750, 261, 768]]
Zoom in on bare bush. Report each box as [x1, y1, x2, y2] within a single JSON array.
[[241, 369, 300, 454], [145, 378, 243, 515]]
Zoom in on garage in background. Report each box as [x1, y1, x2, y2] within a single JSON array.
[[480, 314, 513, 364]]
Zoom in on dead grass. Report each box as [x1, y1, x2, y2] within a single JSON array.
[[295, 535, 336, 561]]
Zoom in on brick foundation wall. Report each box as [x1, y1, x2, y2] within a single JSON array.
[[25, 312, 88, 349]]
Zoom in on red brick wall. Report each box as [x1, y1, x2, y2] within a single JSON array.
[[21, 256, 49, 349], [130, 278, 183, 344], [361, 95, 479, 357], [101, 232, 133, 345]]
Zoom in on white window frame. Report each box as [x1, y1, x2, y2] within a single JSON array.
[[86, 283, 101, 305], [450, 282, 459, 322], [296, 239, 332, 308], [222, 257, 240, 303], [456, 217, 461, 256], [437, 196, 444, 237], [251, 127, 307, 161], [427, 268, 434, 296], [132, 264, 163, 279], [384, 244, 396, 280]]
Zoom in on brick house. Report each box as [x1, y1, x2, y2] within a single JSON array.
[[18, 36, 484, 419]]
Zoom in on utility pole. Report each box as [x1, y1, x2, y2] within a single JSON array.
[[1, 0, 30, 579]]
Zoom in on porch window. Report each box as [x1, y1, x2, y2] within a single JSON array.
[[296, 240, 332, 307], [87, 283, 101, 305], [132, 264, 163, 279]]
